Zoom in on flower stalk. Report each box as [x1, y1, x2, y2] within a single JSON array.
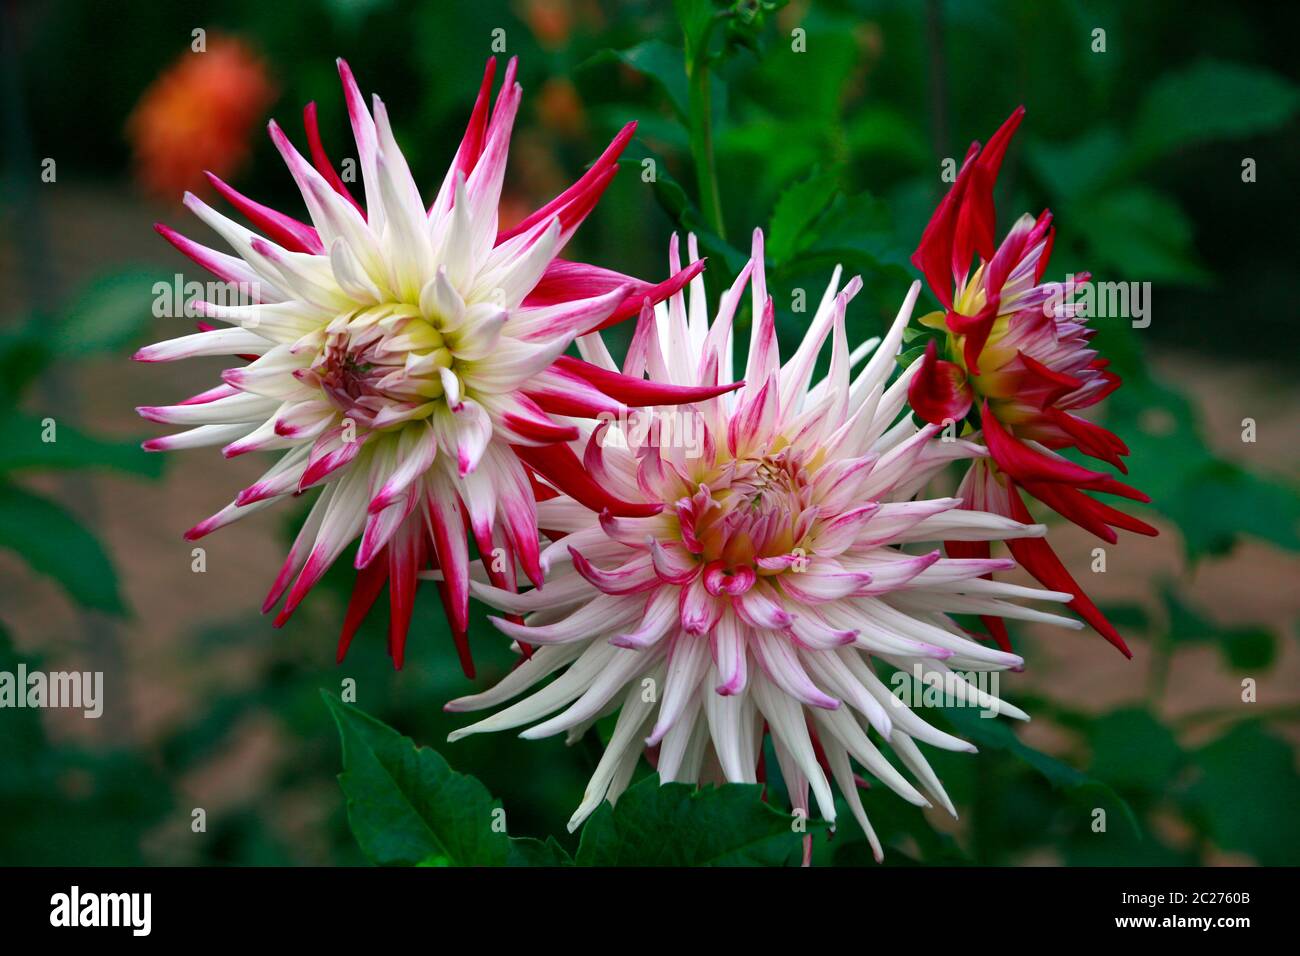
[[685, 12, 727, 241]]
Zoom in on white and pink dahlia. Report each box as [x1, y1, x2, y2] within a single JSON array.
[[135, 58, 723, 673], [444, 231, 1084, 852]]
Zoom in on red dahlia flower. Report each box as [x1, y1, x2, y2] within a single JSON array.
[[907, 108, 1156, 657]]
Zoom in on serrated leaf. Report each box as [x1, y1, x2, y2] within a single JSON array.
[[588, 41, 691, 120], [575, 774, 821, 866], [767, 168, 840, 266], [506, 836, 574, 867], [0, 481, 125, 614], [324, 692, 511, 866]]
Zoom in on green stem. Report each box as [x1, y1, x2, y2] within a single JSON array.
[[686, 20, 726, 241]]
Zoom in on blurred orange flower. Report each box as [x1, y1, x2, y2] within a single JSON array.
[[520, 0, 574, 49], [536, 77, 586, 138], [126, 36, 276, 200]]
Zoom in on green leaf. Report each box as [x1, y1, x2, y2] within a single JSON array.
[[831, 795, 968, 866], [1134, 60, 1300, 159], [1077, 186, 1210, 284], [1087, 708, 1183, 794], [50, 268, 163, 358], [943, 706, 1081, 787], [1182, 723, 1300, 866], [895, 344, 927, 370], [1106, 375, 1300, 560], [844, 107, 930, 169], [1159, 586, 1280, 671], [0, 325, 50, 408], [797, 190, 914, 276], [575, 774, 820, 865], [674, 0, 717, 63], [1025, 128, 1124, 201], [1170, 461, 1300, 558], [766, 168, 840, 266], [0, 481, 124, 614], [590, 41, 691, 120], [506, 836, 575, 867], [616, 151, 749, 275], [1219, 628, 1276, 671], [939, 704, 1140, 837], [0, 413, 163, 478], [324, 692, 510, 866]]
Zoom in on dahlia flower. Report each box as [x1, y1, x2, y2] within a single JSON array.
[[127, 36, 277, 200], [444, 231, 1083, 853], [907, 108, 1156, 656], [136, 57, 725, 673]]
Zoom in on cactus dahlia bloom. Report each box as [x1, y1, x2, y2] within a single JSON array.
[[135, 58, 723, 673], [444, 231, 1082, 852], [907, 108, 1156, 657]]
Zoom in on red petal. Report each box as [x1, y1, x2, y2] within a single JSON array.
[[512, 441, 662, 518], [1003, 482, 1132, 657], [453, 57, 498, 183], [303, 101, 364, 215], [910, 140, 980, 309], [1022, 479, 1157, 541], [946, 297, 1000, 376], [523, 259, 706, 334], [552, 354, 742, 407], [907, 340, 974, 425], [958, 106, 1025, 266], [1017, 351, 1084, 410], [386, 526, 423, 670], [981, 403, 1112, 487], [944, 538, 1012, 652], [1044, 406, 1129, 471], [204, 172, 323, 254], [337, 550, 390, 663], [498, 121, 636, 243]]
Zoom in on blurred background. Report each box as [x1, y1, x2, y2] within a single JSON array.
[[0, 0, 1296, 866]]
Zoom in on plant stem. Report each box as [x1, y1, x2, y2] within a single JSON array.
[[686, 22, 726, 240]]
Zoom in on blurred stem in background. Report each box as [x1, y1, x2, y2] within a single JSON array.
[[684, 6, 727, 240], [924, 0, 950, 163]]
